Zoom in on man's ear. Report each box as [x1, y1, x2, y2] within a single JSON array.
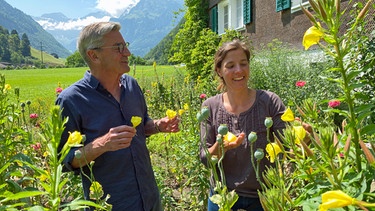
[[87, 49, 98, 62]]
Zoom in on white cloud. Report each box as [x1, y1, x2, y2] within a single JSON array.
[[95, 0, 140, 18], [38, 16, 111, 30]]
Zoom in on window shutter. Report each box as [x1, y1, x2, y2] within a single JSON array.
[[276, 0, 291, 12], [243, 0, 252, 25], [211, 6, 218, 33]]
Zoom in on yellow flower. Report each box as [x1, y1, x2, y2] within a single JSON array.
[[266, 142, 282, 163], [183, 103, 189, 111], [178, 109, 185, 116], [67, 131, 84, 146], [303, 22, 324, 50], [4, 84, 11, 90], [319, 190, 355, 211], [39, 173, 48, 182], [153, 61, 156, 69], [166, 109, 177, 119], [131, 116, 142, 128], [293, 126, 306, 145], [281, 107, 295, 122], [223, 132, 237, 143], [89, 181, 104, 199]]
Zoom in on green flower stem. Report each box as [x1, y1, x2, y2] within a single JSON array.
[[332, 33, 361, 173]]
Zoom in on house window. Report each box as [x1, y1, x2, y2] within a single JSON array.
[[236, 0, 243, 28], [276, 0, 291, 12], [291, 0, 310, 13], [217, 0, 245, 34], [224, 5, 229, 30]]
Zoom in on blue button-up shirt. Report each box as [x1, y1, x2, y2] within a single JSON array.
[[56, 71, 160, 210]]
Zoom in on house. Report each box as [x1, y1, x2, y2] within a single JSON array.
[[208, 0, 375, 49]]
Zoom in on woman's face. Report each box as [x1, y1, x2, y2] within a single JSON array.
[[217, 48, 249, 92]]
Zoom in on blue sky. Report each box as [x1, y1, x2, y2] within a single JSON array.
[[5, 0, 140, 18]]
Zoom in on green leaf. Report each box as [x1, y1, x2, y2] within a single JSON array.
[[361, 124, 375, 136], [209, 194, 223, 205], [0, 191, 46, 202]]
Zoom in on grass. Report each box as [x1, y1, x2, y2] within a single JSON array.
[[0, 65, 184, 105], [30, 47, 66, 66]]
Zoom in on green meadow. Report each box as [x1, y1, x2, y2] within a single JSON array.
[[0, 65, 182, 105]]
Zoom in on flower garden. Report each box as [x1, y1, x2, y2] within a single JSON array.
[[1, 1, 375, 210]]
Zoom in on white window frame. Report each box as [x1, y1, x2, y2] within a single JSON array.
[[236, 0, 243, 29], [218, 0, 245, 35], [291, 0, 310, 13]]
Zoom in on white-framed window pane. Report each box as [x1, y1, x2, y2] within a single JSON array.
[[236, 0, 243, 28], [291, 0, 310, 13], [224, 5, 229, 29]]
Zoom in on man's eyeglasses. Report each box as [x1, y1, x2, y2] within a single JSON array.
[[93, 42, 130, 54]]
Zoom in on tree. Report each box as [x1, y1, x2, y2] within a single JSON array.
[[21, 33, 31, 57], [9, 30, 20, 53], [65, 51, 86, 67], [169, 0, 209, 80]]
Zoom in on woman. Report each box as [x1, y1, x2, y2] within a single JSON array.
[[199, 39, 287, 211]]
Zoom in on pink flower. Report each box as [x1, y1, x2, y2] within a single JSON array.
[[295, 80, 306, 87], [199, 93, 207, 99], [56, 87, 63, 94], [328, 100, 340, 108], [31, 142, 41, 150], [30, 113, 38, 119]]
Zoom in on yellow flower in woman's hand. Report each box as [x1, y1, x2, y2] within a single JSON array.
[[67, 131, 84, 146], [293, 126, 306, 145], [303, 22, 324, 50], [266, 142, 282, 163], [166, 109, 177, 120], [281, 107, 295, 122], [319, 190, 355, 211], [131, 116, 142, 128], [223, 132, 237, 143]]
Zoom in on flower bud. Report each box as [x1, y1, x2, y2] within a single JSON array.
[[197, 107, 210, 122], [216, 135, 223, 144], [264, 117, 273, 128], [217, 124, 228, 136], [254, 148, 264, 160], [74, 150, 82, 159], [248, 132, 257, 144], [211, 156, 219, 164]]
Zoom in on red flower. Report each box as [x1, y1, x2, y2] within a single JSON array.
[[295, 80, 306, 87], [199, 93, 207, 99], [31, 142, 41, 150], [56, 87, 63, 93], [30, 113, 38, 119], [328, 100, 340, 108]]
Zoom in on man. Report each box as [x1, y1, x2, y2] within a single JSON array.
[[56, 21, 179, 210]]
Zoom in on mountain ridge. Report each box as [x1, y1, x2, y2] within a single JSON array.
[[0, 0, 71, 58]]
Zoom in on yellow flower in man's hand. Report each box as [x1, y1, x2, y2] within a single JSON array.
[[281, 107, 295, 122], [67, 131, 84, 146], [131, 116, 142, 128], [303, 22, 324, 50], [223, 132, 237, 143], [293, 126, 306, 145], [166, 109, 177, 119], [266, 142, 282, 163], [319, 190, 355, 211]]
